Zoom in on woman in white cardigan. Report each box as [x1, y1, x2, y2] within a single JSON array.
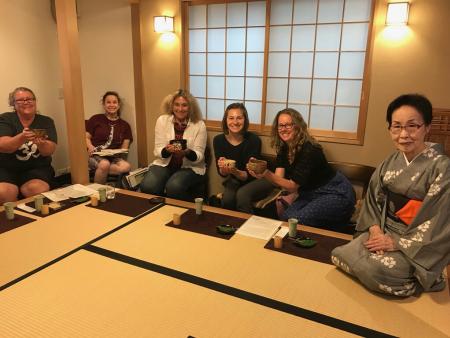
[[140, 89, 207, 201]]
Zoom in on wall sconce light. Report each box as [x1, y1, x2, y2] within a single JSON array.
[[154, 16, 174, 33], [386, 2, 410, 25]]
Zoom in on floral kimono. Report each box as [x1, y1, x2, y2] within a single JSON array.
[[331, 143, 450, 297]]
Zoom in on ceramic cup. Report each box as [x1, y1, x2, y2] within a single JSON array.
[[41, 204, 50, 215], [91, 195, 99, 207], [247, 159, 267, 174], [274, 235, 283, 249], [98, 187, 107, 202], [3, 202, 15, 220], [34, 194, 44, 212], [195, 197, 203, 215], [173, 213, 181, 225], [223, 159, 236, 168], [288, 218, 298, 238]]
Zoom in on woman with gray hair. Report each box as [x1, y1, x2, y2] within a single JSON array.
[[140, 89, 207, 202], [0, 87, 57, 203]]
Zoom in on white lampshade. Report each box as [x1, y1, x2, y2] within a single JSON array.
[[154, 16, 174, 33], [386, 2, 410, 25]]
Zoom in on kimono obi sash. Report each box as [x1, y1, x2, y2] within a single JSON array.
[[386, 190, 423, 228]]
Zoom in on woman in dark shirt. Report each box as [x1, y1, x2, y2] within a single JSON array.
[[213, 103, 272, 211], [249, 108, 355, 227], [0, 87, 57, 203]]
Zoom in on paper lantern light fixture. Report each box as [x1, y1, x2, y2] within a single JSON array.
[[386, 2, 410, 25], [154, 16, 174, 33]]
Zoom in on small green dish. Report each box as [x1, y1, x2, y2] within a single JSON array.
[[71, 196, 90, 204], [216, 224, 236, 235], [294, 237, 317, 248]]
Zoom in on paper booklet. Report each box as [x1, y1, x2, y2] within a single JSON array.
[[92, 148, 129, 157], [42, 184, 99, 202], [236, 216, 282, 241]]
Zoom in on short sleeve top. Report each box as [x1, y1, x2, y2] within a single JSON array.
[[86, 114, 132, 149], [0, 111, 57, 169]]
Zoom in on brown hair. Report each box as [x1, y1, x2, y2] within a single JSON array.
[[271, 108, 317, 163], [101, 91, 122, 115], [221, 102, 249, 135]]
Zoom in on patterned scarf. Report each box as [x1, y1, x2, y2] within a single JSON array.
[[168, 120, 188, 170]]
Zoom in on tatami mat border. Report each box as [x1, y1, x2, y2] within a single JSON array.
[[85, 244, 396, 338], [0, 202, 165, 291]]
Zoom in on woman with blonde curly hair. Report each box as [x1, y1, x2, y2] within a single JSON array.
[[248, 108, 355, 227], [140, 89, 207, 201]]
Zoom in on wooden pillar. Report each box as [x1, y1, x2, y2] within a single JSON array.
[[130, 1, 148, 167], [55, 0, 89, 184]]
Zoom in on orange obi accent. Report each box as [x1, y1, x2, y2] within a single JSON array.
[[395, 199, 423, 225]]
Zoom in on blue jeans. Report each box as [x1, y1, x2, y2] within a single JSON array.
[[140, 165, 204, 202]]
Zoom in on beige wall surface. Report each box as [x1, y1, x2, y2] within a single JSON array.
[[78, 0, 138, 169], [140, 0, 182, 163], [0, 0, 138, 174], [0, 0, 68, 175]]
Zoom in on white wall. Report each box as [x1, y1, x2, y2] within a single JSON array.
[[0, 0, 137, 174], [78, 0, 137, 169], [0, 0, 68, 174]]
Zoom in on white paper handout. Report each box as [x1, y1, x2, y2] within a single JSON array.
[[16, 203, 36, 213], [92, 148, 128, 157], [42, 184, 98, 202], [236, 215, 282, 240], [274, 226, 289, 238]]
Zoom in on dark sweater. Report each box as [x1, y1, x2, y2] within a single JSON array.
[[276, 141, 335, 191], [213, 132, 262, 182]]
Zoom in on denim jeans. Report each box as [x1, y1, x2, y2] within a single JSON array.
[[140, 165, 204, 202]]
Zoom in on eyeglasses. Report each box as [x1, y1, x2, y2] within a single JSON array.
[[15, 98, 35, 104], [278, 123, 294, 130], [389, 123, 424, 135]]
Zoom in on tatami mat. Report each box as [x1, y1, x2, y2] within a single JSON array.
[[91, 205, 450, 338], [0, 250, 358, 338], [0, 203, 130, 287]]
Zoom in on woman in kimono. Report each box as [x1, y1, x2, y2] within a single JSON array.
[[331, 94, 450, 297]]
